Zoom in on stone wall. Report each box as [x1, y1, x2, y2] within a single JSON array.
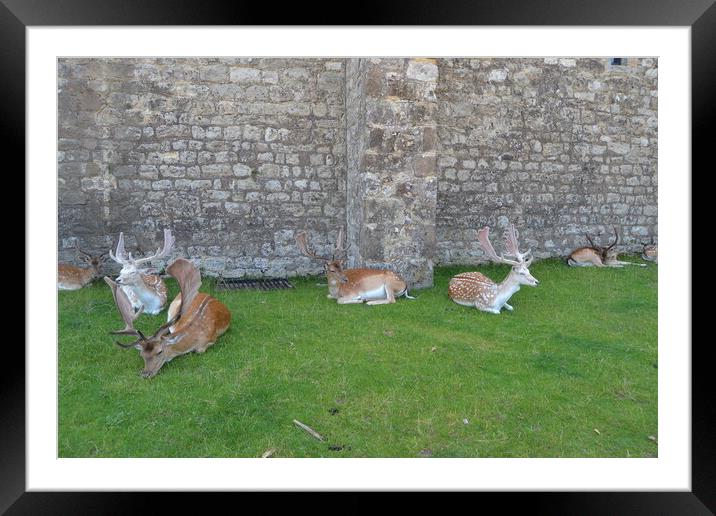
[[345, 58, 439, 287], [435, 58, 658, 264], [58, 57, 658, 281], [345, 59, 368, 269], [58, 58, 346, 277]]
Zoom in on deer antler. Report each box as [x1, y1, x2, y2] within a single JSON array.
[[606, 226, 619, 251], [104, 276, 144, 336], [166, 258, 202, 319], [477, 226, 521, 266], [503, 224, 531, 263], [133, 229, 175, 266], [333, 227, 347, 260], [151, 311, 182, 340], [109, 232, 130, 265], [75, 241, 92, 259], [585, 232, 599, 250], [296, 231, 330, 261]]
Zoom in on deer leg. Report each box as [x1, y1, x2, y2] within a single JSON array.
[[337, 296, 363, 304], [386, 287, 396, 303], [475, 301, 500, 314], [195, 341, 214, 353], [504, 303, 514, 311], [614, 260, 646, 267]]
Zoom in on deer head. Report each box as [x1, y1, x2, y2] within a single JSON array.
[[75, 242, 109, 278], [107, 258, 202, 378], [296, 228, 348, 283], [584, 227, 620, 261], [110, 229, 174, 287], [477, 223, 538, 287], [641, 236, 658, 261]]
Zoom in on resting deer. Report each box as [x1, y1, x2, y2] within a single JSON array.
[[641, 237, 658, 263], [106, 257, 231, 378], [448, 223, 539, 314], [58, 243, 109, 290], [567, 227, 645, 267], [109, 229, 175, 314], [296, 229, 414, 305]]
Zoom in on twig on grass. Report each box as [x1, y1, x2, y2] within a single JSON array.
[[293, 419, 325, 441]]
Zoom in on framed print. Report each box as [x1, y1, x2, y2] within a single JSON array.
[[7, 0, 711, 513]]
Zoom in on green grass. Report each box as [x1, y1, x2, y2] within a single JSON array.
[[58, 259, 657, 458]]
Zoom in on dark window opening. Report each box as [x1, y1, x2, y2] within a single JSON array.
[[610, 58, 624, 66]]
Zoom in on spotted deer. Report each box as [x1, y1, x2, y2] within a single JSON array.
[[567, 227, 645, 267], [641, 237, 658, 263], [296, 229, 414, 305], [109, 229, 175, 314], [448, 223, 539, 314], [106, 258, 231, 378], [58, 242, 109, 290]]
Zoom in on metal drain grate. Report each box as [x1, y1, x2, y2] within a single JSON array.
[[216, 277, 294, 291]]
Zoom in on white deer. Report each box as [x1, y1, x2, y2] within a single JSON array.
[[109, 229, 175, 315], [448, 223, 539, 314]]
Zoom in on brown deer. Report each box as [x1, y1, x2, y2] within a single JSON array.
[[58, 242, 109, 290], [109, 229, 175, 314], [106, 258, 231, 378], [448, 223, 539, 314], [296, 229, 414, 305], [641, 237, 658, 263], [567, 227, 645, 267]]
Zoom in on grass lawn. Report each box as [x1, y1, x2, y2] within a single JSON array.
[[58, 258, 657, 458]]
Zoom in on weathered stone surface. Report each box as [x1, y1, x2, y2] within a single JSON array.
[[58, 58, 346, 277], [59, 57, 657, 281], [435, 58, 658, 264], [346, 58, 438, 288]]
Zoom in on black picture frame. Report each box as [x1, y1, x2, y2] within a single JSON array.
[[7, 0, 709, 512]]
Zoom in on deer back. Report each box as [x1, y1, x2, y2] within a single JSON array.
[[337, 268, 406, 296], [140, 273, 169, 303], [58, 263, 96, 289], [165, 292, 232, 354], [448, 272, 498, 303], [568, 246, 605, 265]]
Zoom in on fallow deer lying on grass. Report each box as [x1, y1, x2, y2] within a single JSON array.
[[57, 243, 109, 290], [109, 229, 175, 314], [106, 258, 231, 378], [641, 237, 658, 263], [448, 223, 539, 314], [567, 227, 645, 267], [296, 229, 414, 305]]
